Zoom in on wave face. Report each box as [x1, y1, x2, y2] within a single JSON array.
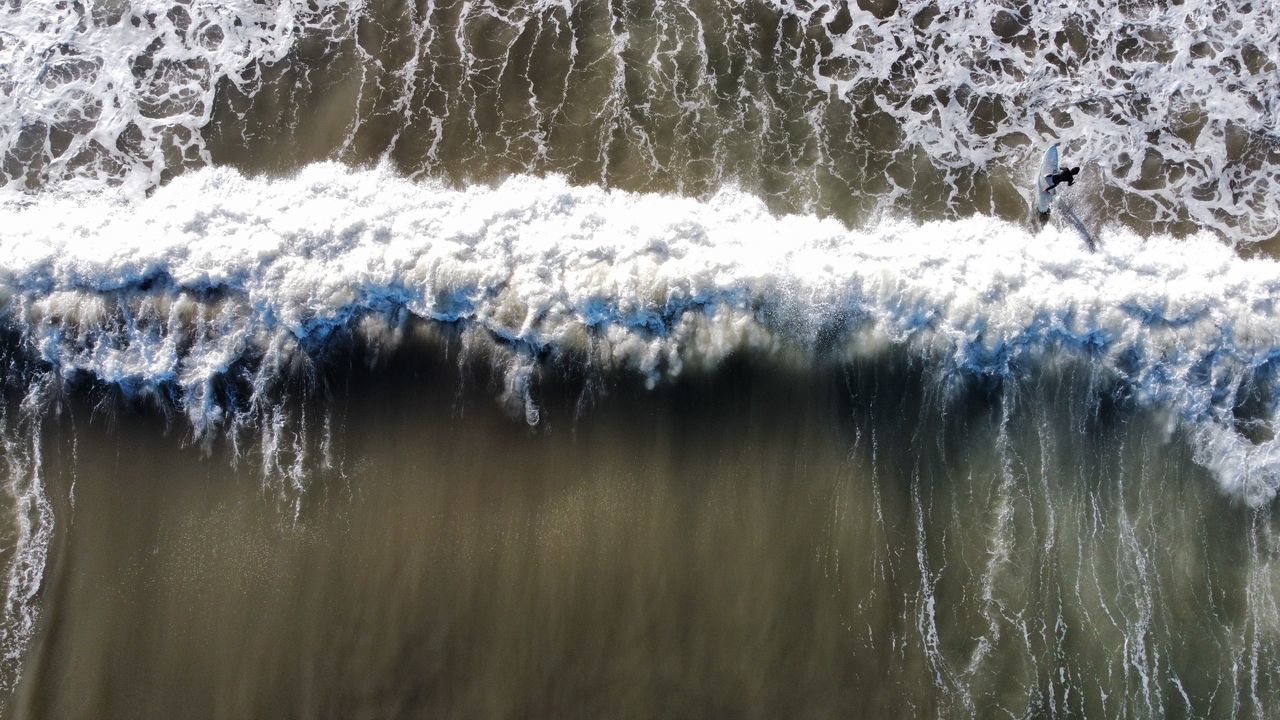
[[2, 0, 1280, 716]]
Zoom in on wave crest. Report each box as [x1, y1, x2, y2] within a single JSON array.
[[3, 164, 1280, 502]]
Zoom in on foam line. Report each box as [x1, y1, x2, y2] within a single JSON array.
[[2, 164, 1280, 502]]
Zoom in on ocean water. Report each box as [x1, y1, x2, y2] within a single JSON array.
[[1, 0, 1279, 717]]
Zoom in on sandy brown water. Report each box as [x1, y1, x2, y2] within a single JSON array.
[[0, 332, 1275, 718]]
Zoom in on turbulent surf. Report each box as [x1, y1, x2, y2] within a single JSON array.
[[1, 0, 1278, 717]]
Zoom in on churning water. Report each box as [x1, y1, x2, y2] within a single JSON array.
[[1, 0, 1279, 717]]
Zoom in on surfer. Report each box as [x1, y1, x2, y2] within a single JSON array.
[[1044, 166, 1080, 192]]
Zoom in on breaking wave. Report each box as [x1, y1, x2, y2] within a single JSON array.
[[2, 163, 1279, 504], [3, 0, 1280, 713]]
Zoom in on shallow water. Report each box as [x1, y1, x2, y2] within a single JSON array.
[[0, 335, 1273, 718], [202, 0, 1279, 242]]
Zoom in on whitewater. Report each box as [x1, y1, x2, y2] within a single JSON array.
[[3, 165, 1279, 503]]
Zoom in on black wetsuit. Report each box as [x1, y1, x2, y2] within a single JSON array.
[[1045, 166, 1079, 191]]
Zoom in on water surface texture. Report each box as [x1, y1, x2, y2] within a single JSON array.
[[1, 0, 1279, 717]]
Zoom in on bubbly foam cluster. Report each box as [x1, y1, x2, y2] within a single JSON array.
[[0, 0, 356, 194], [2, 164, 1280, 502], [789, 0, 1280, 239]]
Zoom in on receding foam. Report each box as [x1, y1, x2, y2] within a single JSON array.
[[0, 0, 356, 194]]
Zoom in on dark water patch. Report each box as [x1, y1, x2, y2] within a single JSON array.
[[0, 323, 1273, 718]]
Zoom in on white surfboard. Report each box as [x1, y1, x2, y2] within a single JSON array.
[[1036, 143, 1059, 213]]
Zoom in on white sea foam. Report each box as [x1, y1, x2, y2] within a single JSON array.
[[2, 163, 1280, 502], [4, 0, 1277, 242], [0, 0, 356, 194], [784, 0, 1280, 240]]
